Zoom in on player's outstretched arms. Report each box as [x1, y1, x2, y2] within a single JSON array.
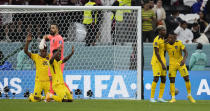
[[62, 46, 74, 63], [24, 33, 32, 58]]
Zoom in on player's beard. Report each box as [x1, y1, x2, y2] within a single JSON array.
[[50, 30, 55, 36]]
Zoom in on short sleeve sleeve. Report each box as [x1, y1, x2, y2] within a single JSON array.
[[153, 38, 159, 48], [58, 60, 63, 65], [31, 53, 37, 62]]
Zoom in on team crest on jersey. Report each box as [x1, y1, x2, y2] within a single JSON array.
[[53, 39, 55, 43], [157, 72, 160, 75], [175, 46, 178, 49]]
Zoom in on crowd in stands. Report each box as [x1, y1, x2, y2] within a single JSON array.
[[142, 0, 210, 43]]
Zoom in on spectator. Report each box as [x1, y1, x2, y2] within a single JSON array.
[[28, 0, 46, 5], [162, 0, 171, 6], [12, 0, 26, 5], [5, 23, 15, 42], [165, 10, 182, 34], [153, 0, 166, 27], [174, 20, 193, 43], [197, 11, 208, 33], [171, 0, 183, 6], [4, 24, 12, 42], [192, 23, 201, 42], [0, 0, 12, 5], [189, 43, 207, 70], [142, 1, 156, 42], [149, 0, 155, 10], [0, 26, 4, 41], [83, 0, 100, 46], [53, 0, 73, 5], [192, 0, 203, 13], [70, 0, 83, 5], [16, 19, 25, 42], [44, 0, 54, 5], [204, 0, 210, 14], [0, 51, 13, 70]]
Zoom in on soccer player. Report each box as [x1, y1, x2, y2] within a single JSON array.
[[46, 45, 74, 102], [166, 32, 196, 103], [40, 24, 71, 94], [24, 33, 50, 102], [150, 26, 167, 102]]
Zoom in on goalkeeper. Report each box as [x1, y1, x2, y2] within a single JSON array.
[[46, 45, 74, 102], [24, 33, 50, 102]]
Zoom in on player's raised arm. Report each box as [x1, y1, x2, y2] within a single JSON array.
[[180, 47, 188, 66], [43, 34, 50, 40], [154, 47, 166, 70], [62, 46, 74, 63], [24, 33, 32, 58]]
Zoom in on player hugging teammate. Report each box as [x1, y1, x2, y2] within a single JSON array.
[[150, 26, 196, 103], [25, 24, 74, 102]]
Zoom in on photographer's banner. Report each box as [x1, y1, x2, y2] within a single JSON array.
[[0, 70, 210, 100]]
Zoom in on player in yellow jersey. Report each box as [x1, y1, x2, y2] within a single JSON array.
[[166, 32, 196, 103], [46, 45, 74, 102], [150, 26, 167, 102], [24, 33, 50, 102]]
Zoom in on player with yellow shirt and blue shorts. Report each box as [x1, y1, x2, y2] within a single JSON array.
[[150, 26, 167, 102], [166, 32, 196, 103], [46, 45, 74, 102], [24, 33, 50, 102]]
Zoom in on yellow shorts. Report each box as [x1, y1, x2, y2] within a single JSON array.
[[53, 84, 73, 100], [152, 63, 166, 77], [33, 81, 50, 97], [169, 64, 189, 77]]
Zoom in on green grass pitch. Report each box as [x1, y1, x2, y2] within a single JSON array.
[[0, 99, 209, 111]]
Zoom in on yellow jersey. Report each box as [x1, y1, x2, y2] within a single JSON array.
[[49, 60, 64, 86], [166, 40, 185, 65], [31, 54, 50, 82], [151, 36, 166, 65]]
